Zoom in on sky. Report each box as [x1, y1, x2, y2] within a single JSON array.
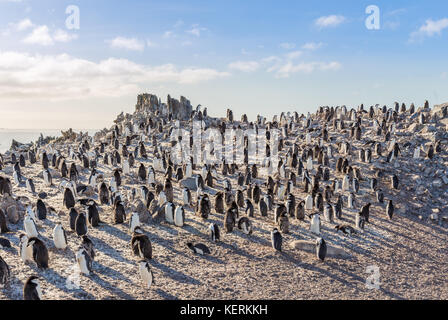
[[0, 0, 448, 130]]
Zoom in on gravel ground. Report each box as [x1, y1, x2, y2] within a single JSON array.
[[1, 111, 447, 300]]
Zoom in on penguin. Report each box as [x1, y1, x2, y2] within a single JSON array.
[[252, 185, 261, 204], [182, 187, 192, 207], [75, 212, 88, 236], [19, 234, 33, 263], [295, 201, 305, 220], [76, 248, 92, 275], [0, 209, 9, 233], [323, 203, 334, 223], [86, 204, 100, 227], [81, 235, 95, 260], [187, 242, 211, 255], [335, 225, 357, 236], [114, 200, 126, 224], [360, 203, 371, 222], [52, 223, 67, 249], [258, 198, 268, 217], [305, 195, 313, 210], [245, 199, 254, 217], [23, 276, 43, 300], [27, 237, 49, 269], [237, 216, 253, 235], [174, 206, 185, 227], [310, 213, 321, 235], [376, 189, 384, 203], [98, 182, 109, 205], [36, 199, 47, 220], [43, 169, 52, 186], [129, 212, 141, 233], [68, 208, 78, 231], [0, 255, 10, 287], [24, 215, 38, 238], [348, 193, 355, 209], [209, 223, 220, 242], [26, 178, 35, 194], [271, 228, 282, 252], [386, 200, 394, 220], [224, 207, 237, 233], [63, 187, 75, 209], [131, 229, 152, 260], [355, 212, 366, 230], [316, 238, 327, 261], [391, 174, 399, 190], [164, 202, 175, 224], [138, 163, 146, 182], [139, 260, 154, 289]]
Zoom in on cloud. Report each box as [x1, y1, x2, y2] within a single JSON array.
[[302, 42, 324, 50], [186, 24, 207, 37], [285, 50, 302, 60], [53, 29, 78, 42], [315, 15, 346, 28], [410, 18, 448, 41], [108, 37, 145, 51], [0, 51, 230, 100], [280, 42, 295, 49], [23, 25, 53, 45], [268, 61, 341, 78], [20, 22, 78, 45], [163, 31, 174, 38], [12, 18, 33, 31], [228, 61, 260, 72]]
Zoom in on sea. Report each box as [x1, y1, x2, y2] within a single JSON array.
[[0, 128, 100, 153]]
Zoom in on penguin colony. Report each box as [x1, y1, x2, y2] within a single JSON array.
[[0, 95, 447, 300]]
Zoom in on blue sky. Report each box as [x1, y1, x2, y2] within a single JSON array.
[[0, 0, 447, 129]]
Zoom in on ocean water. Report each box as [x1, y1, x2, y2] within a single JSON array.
[[0, 129, 99, 153]]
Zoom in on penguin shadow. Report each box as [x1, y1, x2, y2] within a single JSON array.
[[1, 273, 25, 300], [89, 236, 135, 265], [217, 241, 259, 261], [379, 287, 406, 300], [93, 261, 133, 284], [232, 228, 271, 248], [154, 288, 179, 300], [150, 258, 201, 286], [153, 221, 179, 236], [101, 223, 132, 242], [182, 223, 205, 238], [89, 273, 134, 299]]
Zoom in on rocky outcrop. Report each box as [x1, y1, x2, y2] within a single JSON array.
[[135, 93, 192, 121]]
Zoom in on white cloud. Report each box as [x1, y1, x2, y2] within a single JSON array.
[[410, 18, 448, 41], [228, 61, 260, 72], [20, 23, 77, 45], [163, 31, 175, 39], [315, 15, 346, 28], [302, 42, 324, 50], [285, 50, 302, 60], [268, 61, 341, 78], [13, 18, 33, 31], [186, 24, 207, 37], [23, 25, 53, 45], [108, 37, 145, 51], [0, 51, 230, 100], [280, 42, 295, 49], [53, 29, 78, 42]]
